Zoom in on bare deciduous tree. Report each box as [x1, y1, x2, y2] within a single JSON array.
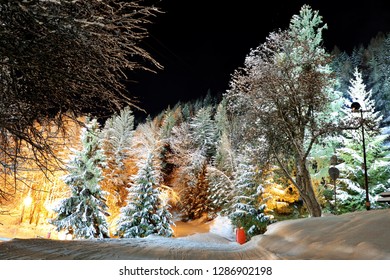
[[0, 0, 161, 203]]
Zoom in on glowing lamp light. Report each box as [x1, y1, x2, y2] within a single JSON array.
[[23, 195, 33, 207]]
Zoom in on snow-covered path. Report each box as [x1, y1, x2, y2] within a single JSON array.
[[0, 233, 277, 260], [1, 209, 390, 260]]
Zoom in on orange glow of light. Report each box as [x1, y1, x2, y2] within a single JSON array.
[[159, 184, 180, 206], [23, 195, 33, 207]]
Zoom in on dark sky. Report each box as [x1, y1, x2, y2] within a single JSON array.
[[129, 0, 390, 118]]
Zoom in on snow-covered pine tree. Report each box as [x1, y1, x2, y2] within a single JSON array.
[[170, 106, 218, 220], [158, 108, 178, 178], [207, 164, 234, 215], [343, 68, 382, 126], [206, 100, 236, 215], [101, 107, 134, 210], [102, 107, 134, 169], [331, 50, 354, 95], [116, 154, 174, 238], [160, 108, 177, 140], [132, 120, 165, 183], [367, 34, 390, 127], [336, 68, 390, 211], [229, 154, 270, 238], [213, 99, 234, 174], [189, 106, 218, 159], [179, 159, 213, 220], [181, 102, 192, 122], [50, 118, 109, 239]]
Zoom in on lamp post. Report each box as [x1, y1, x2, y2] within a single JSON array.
[[351, 101, 370, 210], [328, 155, 339, 214]]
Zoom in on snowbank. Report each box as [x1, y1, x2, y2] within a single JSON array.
[[208, 215, 236, 241], [256, 209, 390, 259]]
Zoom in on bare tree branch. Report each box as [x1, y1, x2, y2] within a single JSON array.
[[0, 0, 162, 203]]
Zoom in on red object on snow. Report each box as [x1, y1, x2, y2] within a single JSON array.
[[236, 227, 246, 244]]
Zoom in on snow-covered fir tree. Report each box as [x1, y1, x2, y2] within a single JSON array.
[[158, 108, 179, 178], [101, 106, 134, 209], [116, 154, 174, 238], [160, 108, 177, 140], [343, 68, 382, 125], [207, 164, 234, 215], [367, 34, 390, 128], [208, 135, 235, 215], [102, 107, 134, 169], [207, 100, 235, 215], [50, 118, 109, 239], [132, 120, 166, 183], [189, 106, 218, 159], [213, 100, 234, 175], [229, 154, 271, 239], [336, 68, 390, 212], [180, 160, 213, 220], [168, 104, 218, 220]]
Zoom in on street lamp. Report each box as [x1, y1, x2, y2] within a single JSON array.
[[20, 193, 33, 223], [351, 101, 370, 210], [328, 155, 340, 214]]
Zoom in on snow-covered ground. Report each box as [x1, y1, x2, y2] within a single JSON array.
[[1, 209, 390, 259]]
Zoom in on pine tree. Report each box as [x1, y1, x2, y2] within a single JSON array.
[[189, 106, 218, 158], [331, 50, 353, 97], [102, 107, 134, 167], [343, 68, 382, 125], [213, 99, 234, 174], [158, 109, 177, 178], [336, 68, 390, 211], [50, 118, 109, 239], [229, 155, 270, 238], [207, 164, 234, 215], [179, 160, 212, 220], [101, 107, 134, 210], [208, 101, 235, 215], [132, 119, 166, 183], [116, 154, 173, 238], [367, 33, 390, 126]]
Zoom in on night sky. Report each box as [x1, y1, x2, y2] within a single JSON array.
[[129, 0, 390, 118]]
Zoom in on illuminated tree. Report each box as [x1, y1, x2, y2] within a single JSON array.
[[116, 154, 173, 238], [180, 160, 213, 220], [0, 0, 161, 202], [207, 164, 234, 215], [336, 69, 390, 211], [366, 34, 390, 125], [261, 165, 300, 216], [226, 5, 336, 217], [50, 118, 109, 239], [229, 154, 270, 238], [189, 107, 218, 159], [101, 107, 135, 219]]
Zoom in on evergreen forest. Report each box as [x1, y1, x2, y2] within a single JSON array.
[[1, 4, 389, 240]]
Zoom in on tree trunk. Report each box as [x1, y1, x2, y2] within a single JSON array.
[[296, 158, 322, 217]]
